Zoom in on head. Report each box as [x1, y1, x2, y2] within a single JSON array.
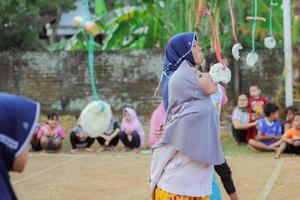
[[286, 106, 299, 122], [249, 85, 261, 99], [0, 93, 40, 174], [47, 112, 59, 128], [164, 32, 199, 72], [237, 94, 248, 108], [162, 32, 200, 110], [264, 103, 279, 120], [293, 112, 300, 130], [123, 110, 132, 123], [204, 52, 229, 72]]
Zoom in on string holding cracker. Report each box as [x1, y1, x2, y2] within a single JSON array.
[[194, 0, 231, 84]]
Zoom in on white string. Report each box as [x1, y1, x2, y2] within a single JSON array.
[[153, 72, 164, 96]]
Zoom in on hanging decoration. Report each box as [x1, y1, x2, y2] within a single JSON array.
[[246, 0, 265, 67], [194, 0, 231, 84], [73, 0, 112, 138], [228, 0, 243, 61], [264, 0, 277, 49]]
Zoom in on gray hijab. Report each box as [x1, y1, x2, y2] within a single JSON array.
[[155, 60, 224, 165]]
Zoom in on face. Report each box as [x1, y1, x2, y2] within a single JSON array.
[[123, 111, 132, 123], [48, 117, 58, 128], [286, 110, 295, 121], [271, 110, 280, 120], [237, 95, 248, 108], [192, 41, 204, 65], [249, 86, 260, 98], [294, 115, 300, 129]]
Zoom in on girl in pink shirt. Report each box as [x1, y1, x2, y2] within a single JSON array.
[[149, 101, 166, 147], [119, 107, 145, 152], [38, 112, 65, 152]]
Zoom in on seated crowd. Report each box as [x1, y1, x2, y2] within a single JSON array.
[[231, 85, 299, 158]]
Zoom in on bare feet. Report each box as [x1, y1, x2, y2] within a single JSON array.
[[96, 147, 105, 153], [120, 148, 130, 152], [274, 154, 280, 159], [85, 147, 94, 153], [70, 149, 78, 154], [133, 148, 140, 153]]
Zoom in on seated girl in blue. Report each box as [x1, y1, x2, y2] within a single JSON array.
[[0, 93, 40, 200]]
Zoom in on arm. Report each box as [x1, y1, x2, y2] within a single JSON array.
[[255, 131, 280, 141], [108, 128, 120, 140], [232, 119, 257, 130], [195, 70, 218, 94]]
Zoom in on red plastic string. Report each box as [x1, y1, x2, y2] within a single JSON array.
[[197, 8, 225, 68], [228, 0, 238, 43]]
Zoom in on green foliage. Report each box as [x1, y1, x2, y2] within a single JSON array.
[[7, 0, 299, 53], [0, 0, 75, 50]]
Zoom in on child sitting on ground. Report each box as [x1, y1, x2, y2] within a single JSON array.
[[119, 107, 145, 153], [232, 94, 258, 144], [38, 112, 65, 152], [275, 112, 300, 158], [284, 106, 298, 132], [70, 115, 95, 153], [247, 85, 268, 140], [96, 118, 120, 151], [248, 103, 282, 152]]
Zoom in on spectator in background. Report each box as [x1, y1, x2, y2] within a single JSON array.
[[232, 94, 258, 144], [70, 115, 95, 153], [275, 112, 300, 158], [119, 107, 145, 153], [247, 85, 268, 141], [96, 118, 120, 151], [149, 101, 166, 148], [38, 112, 65, 152], [248, 103, 282, 152], [284, 106, 299, 132]]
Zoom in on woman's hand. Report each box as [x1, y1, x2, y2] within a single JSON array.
[[195, 70, 218, 94]]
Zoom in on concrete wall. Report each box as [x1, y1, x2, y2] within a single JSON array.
[[0, 49, 284, 119]]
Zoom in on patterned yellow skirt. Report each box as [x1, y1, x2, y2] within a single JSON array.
[[155, 187, 209, 200]]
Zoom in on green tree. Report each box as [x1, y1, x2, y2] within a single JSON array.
[[0, 0, 75, 50]]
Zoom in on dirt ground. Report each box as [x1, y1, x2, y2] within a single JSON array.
[[10, 152, 300, 200]]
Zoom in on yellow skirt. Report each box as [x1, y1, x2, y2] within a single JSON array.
[[155, 187, 209, 200]]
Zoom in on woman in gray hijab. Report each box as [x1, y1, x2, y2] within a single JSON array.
[[150, 32, 224, 200]]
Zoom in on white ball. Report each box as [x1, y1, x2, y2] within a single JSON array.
[[246, 52, 258, 67], [79, 101, 112, 138], [232, 43, 243, 61], [264, 36, 276, 49], [209, 63, 231, 84]]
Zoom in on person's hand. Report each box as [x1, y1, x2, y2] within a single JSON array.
[[293, 140, 300, 146], [45, 131, 51, 136], [125, 128, 132, 135], [272, 135, 281, 140], [104, 135, 112, 146], [154, 130, 162, 141], [283, 138, 293, 144]]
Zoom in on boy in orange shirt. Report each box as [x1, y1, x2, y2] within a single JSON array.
[[275, 112, 300, 158]]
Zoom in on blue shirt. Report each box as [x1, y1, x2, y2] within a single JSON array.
[[257, 117, 282, 145]]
